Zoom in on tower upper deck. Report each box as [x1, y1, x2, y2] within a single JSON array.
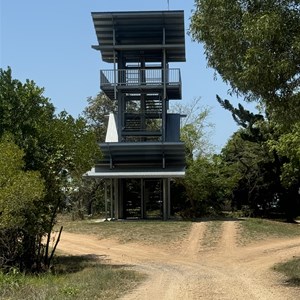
[[91, 10, 185, 63]]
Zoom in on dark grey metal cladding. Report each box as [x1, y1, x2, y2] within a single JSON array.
[[91, 10, 186, 63], [166, 114, 181, 142], [96, 142, 185, 174]]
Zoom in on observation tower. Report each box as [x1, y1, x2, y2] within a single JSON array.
[[87, 10, 186, 220]]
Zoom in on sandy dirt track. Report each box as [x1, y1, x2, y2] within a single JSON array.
[[57, 221, 300, 299]]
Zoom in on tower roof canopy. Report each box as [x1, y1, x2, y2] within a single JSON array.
[[91, 10, 186, 63]]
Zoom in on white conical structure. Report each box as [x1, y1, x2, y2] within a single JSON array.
[[105, 112, 118, 142]]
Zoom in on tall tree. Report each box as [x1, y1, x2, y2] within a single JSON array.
[[222, 130, 283, 215], [170, 98, 224, 216], [190, 0, 300, 123], [190, 0, 300, 220], [0, 68, 100, 271]]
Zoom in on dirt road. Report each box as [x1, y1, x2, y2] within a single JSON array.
[[57, 221, 300, 299]]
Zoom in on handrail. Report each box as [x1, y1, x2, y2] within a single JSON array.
[[100, 68, 181, 87]]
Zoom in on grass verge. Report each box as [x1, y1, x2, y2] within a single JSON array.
[[58, 216, 192, 246], [0, 255, 145, 300], [59, 216, 300, 247], [274, 257, 300, 286], [238, 218, 300, 245], [202, 220, 223, 248]]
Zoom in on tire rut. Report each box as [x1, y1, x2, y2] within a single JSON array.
[[180, 222, 206, 258], [57, 221, 300, 299]]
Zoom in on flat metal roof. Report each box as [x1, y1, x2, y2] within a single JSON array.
[[91, 10, 186, 63]]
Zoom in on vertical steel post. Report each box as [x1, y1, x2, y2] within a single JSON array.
[[163, 27, 166, 100], [141, 179, 144, 219], [105, 179, 108, 221], [110, 178, 113, 219], [114, 179, 119, 219], [162, 27, 167, 142], [113, 28, 117, 100], [167, 179, 171, 218], [163, 178, 168, 221]]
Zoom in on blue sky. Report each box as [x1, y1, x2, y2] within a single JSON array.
[[1, 0, 255, 151]]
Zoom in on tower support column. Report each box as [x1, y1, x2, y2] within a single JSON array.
[[163, 178, 169, 221]]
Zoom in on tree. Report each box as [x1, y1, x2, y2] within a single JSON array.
[[38, 112, 100, 262], [190, 1, 300, 220], [78, 92, 117, 217], [83, 92, 117, 142], [216, 95, 265, 142], [190, 0, 300, 123], [171, 97, 213, 162], [183, 154, 238, 217], [0, 136, 45, 271], [0, 68, 100, 271], [170, 98, 222, 216], [271, 122, 300, 187], [222, 130, 281, 215], [217, 97, 300, 219]]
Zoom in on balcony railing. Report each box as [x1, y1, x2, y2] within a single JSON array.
[[100, 68, 181, 87]]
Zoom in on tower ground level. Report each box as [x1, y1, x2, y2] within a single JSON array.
[[103, 178, 171, 221]]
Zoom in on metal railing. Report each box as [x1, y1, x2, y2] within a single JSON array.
[[100, 68, 181, 87]]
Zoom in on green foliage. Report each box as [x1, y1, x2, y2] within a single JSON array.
[[184, 155, 238, 216], [83, 92, 117, 142], [0, 137, 45, 270], [0, 255, 144, 300], [80, 92, 117, 216], [0, 67, 100, 271], [0, 140, 44, 229], [170, 98, 221, 216], [70, 178, 105, 218], [190, 0, 300, 111], [0, 68, 55, 168], [218, 97, 300, 219], [172, 97, 214, 161], [272, 122, 300, 187], [274, 257, 300, 285], [221, 129, 283, 215], [190, 0, 300, 220], [216, 95, 265, 142]]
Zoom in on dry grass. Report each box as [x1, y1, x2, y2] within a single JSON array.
[[58, 216, 300, 247], [57, 215, 192, 246], [274, 257, 300, 286], [201, 220, 223, 248], [0, 255, 144, 300], [237, 218, 300, 245]]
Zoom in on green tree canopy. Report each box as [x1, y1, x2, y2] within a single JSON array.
[[0, 67, 100, 271], [184, 155, 238, 216], [272, 122, 300, 187], [190, 0, 300, 220], [190, 0, 300, 123], [0, 137, 45, 270], [0, 136, 45, 230]]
